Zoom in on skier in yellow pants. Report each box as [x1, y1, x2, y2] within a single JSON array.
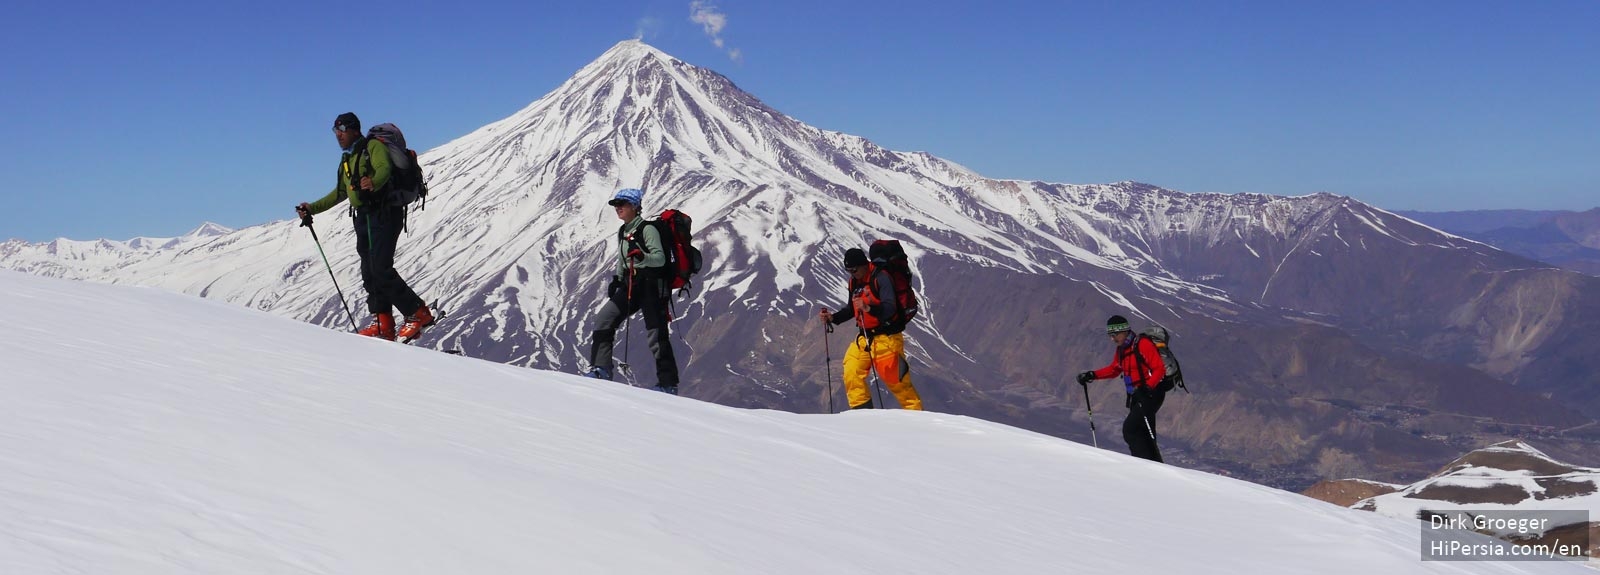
[[819, 247, 924, 410]]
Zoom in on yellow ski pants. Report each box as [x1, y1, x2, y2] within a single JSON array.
[[842, 333, 923, 410]]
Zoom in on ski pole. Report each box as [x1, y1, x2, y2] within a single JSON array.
[[618, 266, 635, 386], [860, 333, 887, 408], [824, 321, 835, 414], [301, 215, 359, 332], [1079, 381, 1098, 448], [618, 315, 633, 386]]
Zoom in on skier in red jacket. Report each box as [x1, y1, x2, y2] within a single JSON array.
[[1078, 315, 1167, 462]]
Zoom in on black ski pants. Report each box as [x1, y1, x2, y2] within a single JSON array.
[[353, 205, 424, 316], [588, 275, 680, 386], [1123, 388, 1166, 463]]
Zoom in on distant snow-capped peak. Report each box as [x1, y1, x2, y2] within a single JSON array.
[[182, 222, 233, 239]]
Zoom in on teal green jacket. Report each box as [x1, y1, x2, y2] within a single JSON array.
[[617, 216, 666, 277], [307, 138, 392, 215]]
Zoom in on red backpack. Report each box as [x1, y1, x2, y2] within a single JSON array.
[[649, 209, 702, 296], [867, 239, 919, 329]]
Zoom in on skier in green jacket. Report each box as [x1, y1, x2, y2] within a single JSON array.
[[295, 112, 433, 341]]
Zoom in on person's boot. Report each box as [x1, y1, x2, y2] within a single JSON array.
[[849, 399, 875, 410], [585, 366, 613, 381], [396, 304, 436, 342], [651, 385, 679, 396], [358, 313, 396, 341]]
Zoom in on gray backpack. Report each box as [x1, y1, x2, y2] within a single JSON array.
[[1139, 326, 1188, 393], [364, 123, 428, 209]]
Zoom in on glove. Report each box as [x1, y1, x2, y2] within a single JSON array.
[[607, 276, 623, 298], [818, 308, 833, 324], [295, 203, 312, 226], [1076, 371, 1095, 385], [627, 248, 644, 262]]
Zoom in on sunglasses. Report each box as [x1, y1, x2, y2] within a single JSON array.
[[333, 124, 352, 134]]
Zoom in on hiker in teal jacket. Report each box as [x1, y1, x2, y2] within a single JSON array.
[[295, 112, 432, 341], [585, 187, 681, 395]]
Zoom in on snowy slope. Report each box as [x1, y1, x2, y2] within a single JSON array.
[[0, 269, 1577, 574]]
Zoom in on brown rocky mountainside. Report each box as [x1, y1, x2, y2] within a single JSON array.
[[1304, 440, 1598, 557], [1301, 479, 1400, 507]]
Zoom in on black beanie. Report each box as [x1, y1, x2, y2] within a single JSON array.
[[334, 112, 360, 133], [843, 248, 868, 268], [1106, 315, 1131, 334]]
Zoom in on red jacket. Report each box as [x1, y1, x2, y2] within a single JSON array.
[[1093, 335, 1166, 390]]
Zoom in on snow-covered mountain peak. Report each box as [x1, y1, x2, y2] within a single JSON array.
[[182, 221, 232, 239], [453, 38, 778, 157], [124, 236, 175, 250], [589, 38, 675, 70]]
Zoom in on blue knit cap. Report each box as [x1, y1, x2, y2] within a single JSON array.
[[608, 188, 644, 207]]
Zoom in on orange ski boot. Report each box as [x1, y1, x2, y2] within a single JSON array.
[[358, 313, 397, 341], [396, 305, 435, 343]]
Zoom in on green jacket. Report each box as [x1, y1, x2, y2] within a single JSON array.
[[306, 137, 392, 215], [617, 216, 666, 277]]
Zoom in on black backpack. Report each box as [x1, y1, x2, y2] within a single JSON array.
[[1137, 327, 1188, 393], [867, 239, 919, 329], [364, 123, 428, 209]]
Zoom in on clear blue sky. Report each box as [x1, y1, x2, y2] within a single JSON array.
[[3, 0, 1596, 242]]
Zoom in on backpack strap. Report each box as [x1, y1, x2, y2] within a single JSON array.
[[1128, 334, 1155, 391], [617, 222, 634, 263], [348, 137, 378, 207], [617, 219, 663, 282], [341, 139, 362, 192], [1129, 334, 1174, 392], [850, 273, 881, 345], [866, 267, 890, 331]]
